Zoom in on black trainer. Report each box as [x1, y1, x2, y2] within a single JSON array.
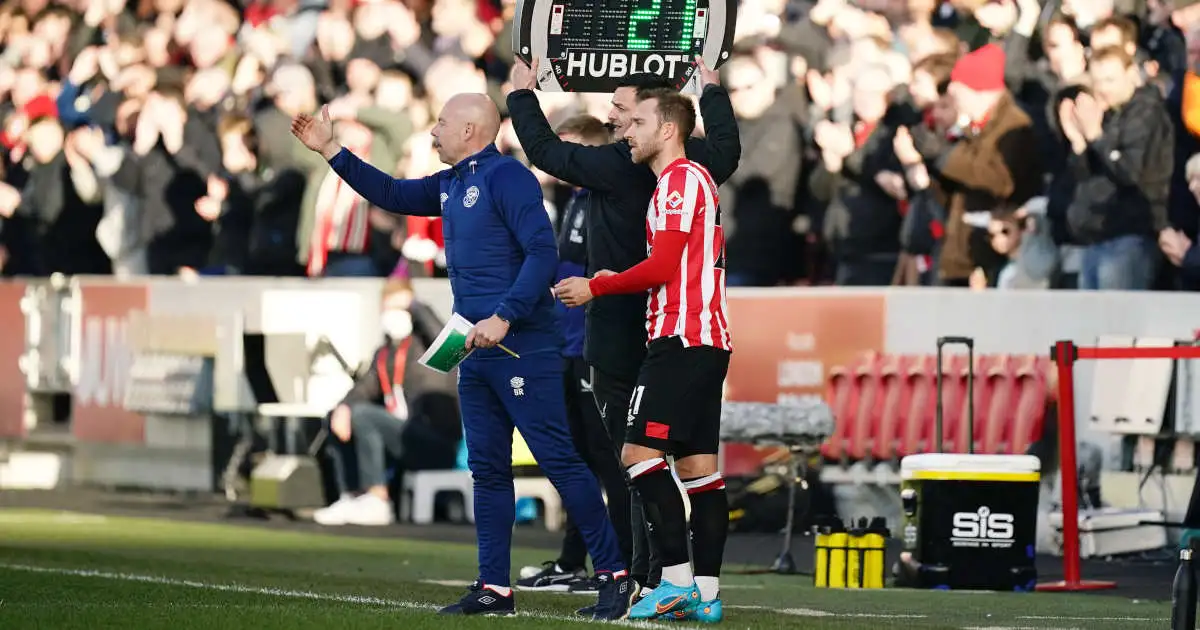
[[590, 572, 638, 620], [575, 604, 596, 617], [437, 579, 516, 616], [515, 561, 587, 592], [568, 575, 601, 594]]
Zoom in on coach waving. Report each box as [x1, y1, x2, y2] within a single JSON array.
[[291, 93, 636, 620]]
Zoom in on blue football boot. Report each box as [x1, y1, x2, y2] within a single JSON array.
[[667, 597, 723, 623], [628, 580, 701, 619]]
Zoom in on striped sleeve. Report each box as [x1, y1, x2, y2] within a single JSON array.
[[654, 167, 703, 233]]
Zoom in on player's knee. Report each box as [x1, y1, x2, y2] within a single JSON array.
[[674, 454, 718, 479], [621, 443, 662, 468]]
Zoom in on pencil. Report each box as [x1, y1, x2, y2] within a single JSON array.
[[497, 344, 521, 359]]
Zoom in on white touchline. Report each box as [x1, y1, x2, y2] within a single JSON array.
[[424, 579, 765, 592], [962, 626, 1083, 630], [0, 563, 661, 628], [1017, 616, 1169, 622]]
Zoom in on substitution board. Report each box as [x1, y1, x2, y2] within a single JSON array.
[[513, 0, 737, 93]]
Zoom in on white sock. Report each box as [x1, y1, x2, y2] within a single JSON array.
[[695, 576, 719, 601], [661, 562, 694, 588], [484, 584, 512, 597]]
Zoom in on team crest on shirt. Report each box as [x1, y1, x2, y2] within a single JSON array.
[[440, 192, 448, 210], [463, 186, 480, 208]]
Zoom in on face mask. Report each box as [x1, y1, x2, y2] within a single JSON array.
[[380, 309, 413, 341]]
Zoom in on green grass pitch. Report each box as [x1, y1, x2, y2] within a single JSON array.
[[0, 509, 1172, 629]]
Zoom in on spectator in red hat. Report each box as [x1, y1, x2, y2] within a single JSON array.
[[1, 93, 112, 276], [915, 43, 1044, 287]]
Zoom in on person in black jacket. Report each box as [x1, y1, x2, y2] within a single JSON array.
[[194, 114, 307, 276], [1061, 47, 1173, 290], [505, 56, 741, 596], [314, 281, 462, 527]]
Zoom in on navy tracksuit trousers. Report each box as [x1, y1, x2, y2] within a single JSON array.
[[458, 351, 624, 586]]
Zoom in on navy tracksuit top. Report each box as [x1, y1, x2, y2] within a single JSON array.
[[327, 143, 562, 359], [554, 188, 588, 359]]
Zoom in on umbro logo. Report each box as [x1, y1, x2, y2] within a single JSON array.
[[479, 595, 497, 605]]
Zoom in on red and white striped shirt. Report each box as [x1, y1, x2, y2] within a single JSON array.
[[308, 125, 374, 276], [644, 158, 731, 351]]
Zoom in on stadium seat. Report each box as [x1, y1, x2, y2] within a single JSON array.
[[821, 351, 1056, 463], [871, 354, 912, 461], [847, 354, 886, 460], [980, 355, 1018, 455], [936, 353, 968, 452], [401, 470, 475, 525], [514, 477, 564, 531], [1008, 355, 1049, 455], [821, 358, 860, 461], [898, 354, 936, 457], [953, 354, 996, 454]]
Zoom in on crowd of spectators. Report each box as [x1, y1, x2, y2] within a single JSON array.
[[4, 0, 1200, 291]]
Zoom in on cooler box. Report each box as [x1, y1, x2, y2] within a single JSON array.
[[897, 453, 1041, 591]]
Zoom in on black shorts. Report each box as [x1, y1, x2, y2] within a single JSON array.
[[624, 336, 731, 457]]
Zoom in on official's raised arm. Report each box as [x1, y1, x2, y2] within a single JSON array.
[[291, 106, 442, 216]]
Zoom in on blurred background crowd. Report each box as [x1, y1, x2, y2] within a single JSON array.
[[4, 0, 1200, 291]]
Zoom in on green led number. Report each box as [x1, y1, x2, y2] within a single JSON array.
[[679, 0, 696, 49], [626, 0, 661, 51]]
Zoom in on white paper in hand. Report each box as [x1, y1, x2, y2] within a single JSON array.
[[417, 313, 476, 374]]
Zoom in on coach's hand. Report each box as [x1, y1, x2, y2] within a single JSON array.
[[291, 105, 342, 160], [554, 275, 596, 308], [467, 315, 510, 350]]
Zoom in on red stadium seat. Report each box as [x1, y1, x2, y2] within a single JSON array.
[[848, 354, 886, 460], [898, 355, 936, 457], [1008, 355, 1049, 455], [822, 355, 864, 461], [871, 354, 912, 461], [954, 354, 997, 454], [936, 353, 968, 452], [980, 355, 1018, 455]]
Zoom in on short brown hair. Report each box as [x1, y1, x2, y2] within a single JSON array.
[[217, 113, 254, 138], [1090, 45, 1134, 68], [555, 114, 610, 146], [914, 53, 959, 96], [217, 113, 258, 153], [930, 28, 961, 57], [634, 87, 696, 140], [1094, 15, 1138, 46]]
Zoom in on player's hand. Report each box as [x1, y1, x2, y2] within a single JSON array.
[[466, 315, 510, 350], [695, 55, 719, 89], [291, 105, 341, 160], [554, 276, 594, 308], [330, 404, 352, 442], [594, 269, 615, 277], [509, 56, 538, 92]]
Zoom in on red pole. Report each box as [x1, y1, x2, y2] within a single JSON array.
[[1036, 340, 1116, 592], [1055, 340, 1082, 585]]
